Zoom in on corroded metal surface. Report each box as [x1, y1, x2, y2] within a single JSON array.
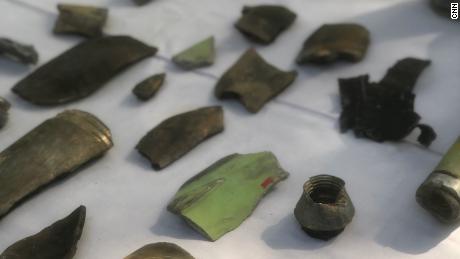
[[0, 38, 38, 65], [125, 243, 195, 259], [172, 36, 215, 70], [54, 4, 108, 38], [132, 73, 166, 101]]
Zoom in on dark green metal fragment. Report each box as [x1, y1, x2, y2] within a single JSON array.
[[54, 4, 108, 38], [172, 36, 215, 70], [168, 152, 289, 241], [136, 106, 224, 170], [133, 0, 153, 6], [0, 38, 38, 65], [12, 36, 157, 106], [215, 48, 297, 113], [235, 5, 297, 44], [0, 110, 112, 218], [0, 97, 10, 129], [0, 206, 86, 259], [125, 243, 195, 259], [296, 24, 370, 65], [132, 73, 166, 101]]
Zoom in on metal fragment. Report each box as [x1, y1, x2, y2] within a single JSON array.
[[172, 36, 215, 70], [0, 206, 86, 259], [215, 48, 297, 113], [235, 5, 296, 44], [54, 4, 108, 38], [294, 175, 355, 240], [0, 110, 112, 218], [136, 106, 223, 170], [133, 0, 153, 6], [12, 36, 157, 106], [430, 0, 456, 18], [296, 23, 370, 65], [417, 137, 460, 223], [168, 152, 289, 241], [0, 38, 38, 65], [0, 97, 10, 129], [132, 73, 166, 101], [125, 243, 195, 259]]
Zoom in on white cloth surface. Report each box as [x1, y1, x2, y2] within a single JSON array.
[[0, 0, 459, 258]]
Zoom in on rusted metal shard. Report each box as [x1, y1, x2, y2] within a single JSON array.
[[0, 110, 112, 218], [133, 0, 153, 6], [0, 206, 86, 259], [132, 73, 166, 101], [215, 49, 297, 113], [12, 36, 157, 106], [172, 36, 215, 70], [168, 152, 289, 241], [125, 243, 195, 259], [136, 106, 223, 170], [339, 58, 436, 146], [296, 23, 370, 65], [54, 4, 108, 38], [0, 97, 10, 129], [417, 137, 460, 223], [235, 5, 296, 44], [0, 38, 38, 65], [294, 175, 355, 240]]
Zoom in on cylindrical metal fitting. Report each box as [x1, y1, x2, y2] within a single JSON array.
[[417, 137, 460, 223], [294, 175, 355, 240]]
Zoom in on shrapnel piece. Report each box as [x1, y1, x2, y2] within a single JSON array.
[[172, 36, 215, 70], [235, 5, 297, 44], [133, 0, 153, 6], [0, 38, 38, 65], [0, 97, 11, 129], [136, 106, 224, 170], [215, 48, 297, 113], [132, 73, 166, 101], [0, 206, 86, 259], [54, 4, 108, 38], [13, 36, 157, 106], [0, 110, 112, 218], [167, 152, 289, 241], [125, 242, 195, 259]]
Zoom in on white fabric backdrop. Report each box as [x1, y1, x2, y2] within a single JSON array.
[[0, 0, 459, 258]]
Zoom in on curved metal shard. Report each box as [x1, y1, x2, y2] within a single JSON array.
[[0, 206, 86, 259], [54, 4, 108, 38], [125, 243, 195, 259], [136, 106, 223, 170], [167, 152, 289, 241], [0, 110, 112, 218], [12, 36, 157, 105]]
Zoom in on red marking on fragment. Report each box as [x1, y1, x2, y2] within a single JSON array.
[[261, 177, 274, 189]]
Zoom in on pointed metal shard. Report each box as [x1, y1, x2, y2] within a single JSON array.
[[0, 97, 10, 129], [133, 0, 153, 6], [0, 206, 86, 259], [12, 36, 157, 106], [235, 5, 297, 44], [168, 152, 289, 241], [136, 106, 223, 170], [54, 4, 108, 38], [215, 48, 297, 113], [296, 24, 370, 65], [125, 243, 195, 259], [0, 38, 38, 65], [0, 110, 112, 218], [132, 73, 166, 101], [172, 36, 215, 70]]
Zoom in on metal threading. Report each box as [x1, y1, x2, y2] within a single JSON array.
[[304, 175, 345, 204]]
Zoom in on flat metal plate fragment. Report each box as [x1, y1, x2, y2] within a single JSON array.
[[172, 36, 215, 70], [339, 58, 436, 146], [0, 97, 10, 129], [296, 23, 370, 65], [215, 48, 297, 113], [125, 242, 195, 259], [136, 106, 223, 170], [167, 152, 289, 241], [0, 206, 86, 259], [54, 4, 108, 38], [0, 110, 113, 218], [235, 5, 297, 44], [132, 73, 166, 101], [12, 36, 157, 106], [0, 38, 38, 65]]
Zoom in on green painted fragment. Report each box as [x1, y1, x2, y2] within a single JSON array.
[[172, 36, 215, 70], [167, 152, 289, 241]]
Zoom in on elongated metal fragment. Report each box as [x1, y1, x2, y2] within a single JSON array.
[[125, 243, 195, 259], [12, 36, 157, 105], [132, 73, 166, 101], [0, 110, 112, 218], [172, 36, 215, 70], [54, 4, 108, 38], [136, 106, 223, 170], [296, 24, 370, 65], [0, 206, 86, 259], [235, 5, 296, 44], [417, 137, 460, 223], [215, 49, 297, 113], [0, 38, 38, 65], [168, 152, 289, 241]]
